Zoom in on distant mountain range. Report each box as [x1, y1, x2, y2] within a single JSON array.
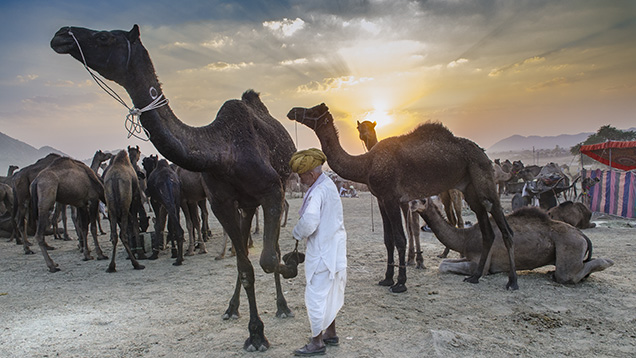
[[486, 132, 592, 153], [0, 132, 69, 175]]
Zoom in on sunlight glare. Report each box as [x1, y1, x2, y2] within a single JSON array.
[[363, 101, 394, 128]]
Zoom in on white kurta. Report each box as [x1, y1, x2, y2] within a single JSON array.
[[293, 173, 347, 336]]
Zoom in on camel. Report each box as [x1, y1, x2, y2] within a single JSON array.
[[30, 156, 108, 272], [357, 119, 465, 262], [547, 201, 596, 229], [410, 198, 613, 284], [174, 165, 210, 256], [103, 150, 146, 272], [52, 150, 113, 243], [492, 162, 513, 197], [289, 104, 516, 292], [11, 153, 62, 248], [0, 183, 13, 216], [53, 25, 297, 351], [142, 156, 184, 265], [0, 165, 19, 186]]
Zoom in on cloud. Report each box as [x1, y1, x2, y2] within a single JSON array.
[[263, 18, 305, 38], [296, 76, 373, 93], [447, 58, 468, 68], [489, 56, 546, 77]]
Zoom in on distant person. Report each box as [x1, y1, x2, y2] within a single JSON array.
[[289, 148, 347, 356]]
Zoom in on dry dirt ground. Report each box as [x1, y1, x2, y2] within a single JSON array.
[[1, 193, 634, 358]]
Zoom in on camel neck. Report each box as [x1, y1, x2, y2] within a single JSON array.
[[315, 122, 371, 184], [418, 206, 466, 253]]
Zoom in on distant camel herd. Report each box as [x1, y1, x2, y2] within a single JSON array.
[[0, 24, 604, 352]]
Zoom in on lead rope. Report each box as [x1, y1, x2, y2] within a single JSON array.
[[68, 28, 168, 141]]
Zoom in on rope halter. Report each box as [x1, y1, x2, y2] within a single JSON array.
[[67, 27, 168, 141], [294, 108, 330, 131]]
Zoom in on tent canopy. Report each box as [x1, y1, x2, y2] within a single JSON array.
[[580, 140, 636, 171]]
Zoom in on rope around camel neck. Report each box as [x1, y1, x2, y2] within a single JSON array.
[[68, 28, 168, 141]]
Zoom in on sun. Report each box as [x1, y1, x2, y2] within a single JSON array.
[[363, 102, 394, 128]]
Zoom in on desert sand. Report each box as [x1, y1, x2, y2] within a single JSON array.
[[1, 193, 634, 357]]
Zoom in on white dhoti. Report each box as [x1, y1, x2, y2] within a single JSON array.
[[305, 262, 347, 337]]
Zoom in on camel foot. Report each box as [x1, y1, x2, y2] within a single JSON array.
[[134, 264, 145, 270], [148, 251, 159, 260], [406, 258, 415, 266], [506, 280, 519, 291], [198, 249, 208, 255], [63, 235, 72, 241], [48, 266, 61, 273], [389, 283, 407, 293], [83, 256, 94, 261], [378, 278, 394, 287], [276, 305, 294, 318], [171, 249, 178, 258], [244, 333, 269, 352], [136, 252, 148, 260], [464, 275, 480, 284], [415, 262, 426, 270], [99, 231, 107, 235], [24, 248, 35, 255], [97, 255, 108, 260], [222, 308, 240, 320], [106, 266, 116, 273], [45, 244, 55, 250], [172, 260, 183, 266], [215, 254, 225, 260]]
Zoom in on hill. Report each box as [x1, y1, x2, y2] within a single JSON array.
[[486, 132, 592, 153], [0, 132, 68, 174]]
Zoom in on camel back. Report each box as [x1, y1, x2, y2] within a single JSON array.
[[509, 206, 550, 221]]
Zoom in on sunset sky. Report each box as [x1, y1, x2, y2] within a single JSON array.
[[1, 0, 635, 161]]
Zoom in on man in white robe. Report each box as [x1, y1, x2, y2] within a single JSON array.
[[289, 148, 347, 356]]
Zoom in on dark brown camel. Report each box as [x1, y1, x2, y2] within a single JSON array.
[[103, 150, 146, 272], [357, 120, 465, 264], [53, 25, 298, 351], [11, 153, 62, 248], [289, 104, 517, 292], [30, 156, 107, 272], [410, 198, 613, 284], [142, 156, 184, 265], [174, 165, 210, 256], [0, 165, 19, 186]]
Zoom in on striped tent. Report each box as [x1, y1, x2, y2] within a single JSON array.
[[582, 169, 636, 218]]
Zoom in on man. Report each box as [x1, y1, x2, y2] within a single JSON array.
[[289, 148, 347, 356]]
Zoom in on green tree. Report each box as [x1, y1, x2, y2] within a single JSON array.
[[570, 125, 636, 155]]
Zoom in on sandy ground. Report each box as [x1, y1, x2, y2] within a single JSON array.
[[1, 193, 634, 358]]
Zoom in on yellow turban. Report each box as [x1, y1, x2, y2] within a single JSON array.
[[289, 148, 327, 174]]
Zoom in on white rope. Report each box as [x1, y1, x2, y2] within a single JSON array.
[[68, 28, 168, 141]]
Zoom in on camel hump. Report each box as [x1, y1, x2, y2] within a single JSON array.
[[558, 201, 575, 208], [112, 150, 131, 165], [510, 206, 550, 221], [241, 90, 269, 114], [410, 122, 456, 142]]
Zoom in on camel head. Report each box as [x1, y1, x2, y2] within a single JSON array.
[[409, 198, 436, 215], [51, 25, 141, 84], [94, 150, 113, 163], [127, 145, 141, 164], [286, 103, 333, 131], [142, 154, 158, 176], [356, 120, 377, 150]]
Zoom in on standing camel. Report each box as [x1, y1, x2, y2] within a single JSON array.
[[30, 156, 107, 272], [103, 150, 145, 272], [174, 165, 209, 256], [357, 120, 465, 264], [142, 156, 184, 265], [12, 153, 61, 249], [288, 104, 517, 292], [53, 25, 297, 351]]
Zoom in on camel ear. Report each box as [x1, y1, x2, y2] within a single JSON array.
[[128, 24, 140, 43], [372, 121, 377, 127], [357, 120, 361, 125]]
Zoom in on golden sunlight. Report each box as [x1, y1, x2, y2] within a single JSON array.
[[363, 102, 394, 128]]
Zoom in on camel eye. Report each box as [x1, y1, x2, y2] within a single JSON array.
[[95, 32, 113, 46]]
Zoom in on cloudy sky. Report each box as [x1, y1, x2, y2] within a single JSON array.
[[1, 0, 635, 160]]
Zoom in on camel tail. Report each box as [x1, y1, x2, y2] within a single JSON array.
[[582, 233, 593, 262]]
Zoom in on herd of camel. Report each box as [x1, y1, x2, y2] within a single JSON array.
[[0, 24, 614, 351]]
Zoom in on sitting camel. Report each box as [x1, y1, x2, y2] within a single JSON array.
[[410, 198, 613, 284], [103, 150, 146, 272], [30, 156, 108, 272], [547, 201, 596, 229]]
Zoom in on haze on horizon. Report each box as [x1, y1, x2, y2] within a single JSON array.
[[1, 0, 634, 160]]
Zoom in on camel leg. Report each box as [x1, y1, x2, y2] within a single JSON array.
[[89, 204, 107, 260], [555, 258, 614, 284], [400, 204, 415, 266], [409, 210, 424, 269], [183, 202, 196, 256], [76, 208, 94, 261], [280, 199, 289, 228], [120, 214, 145, 270], [377, 201, 395, 287], [211, 197, 269, 352], [35, 202, 60, 272], [488, 202, 517, 290], [223, 275, 242, 319], [381, 200, 408, 293], [439, 258, 477, 275], [167, 212, 185, 266], [106, 215, 120, 272], [196, 200, 208, 253]]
